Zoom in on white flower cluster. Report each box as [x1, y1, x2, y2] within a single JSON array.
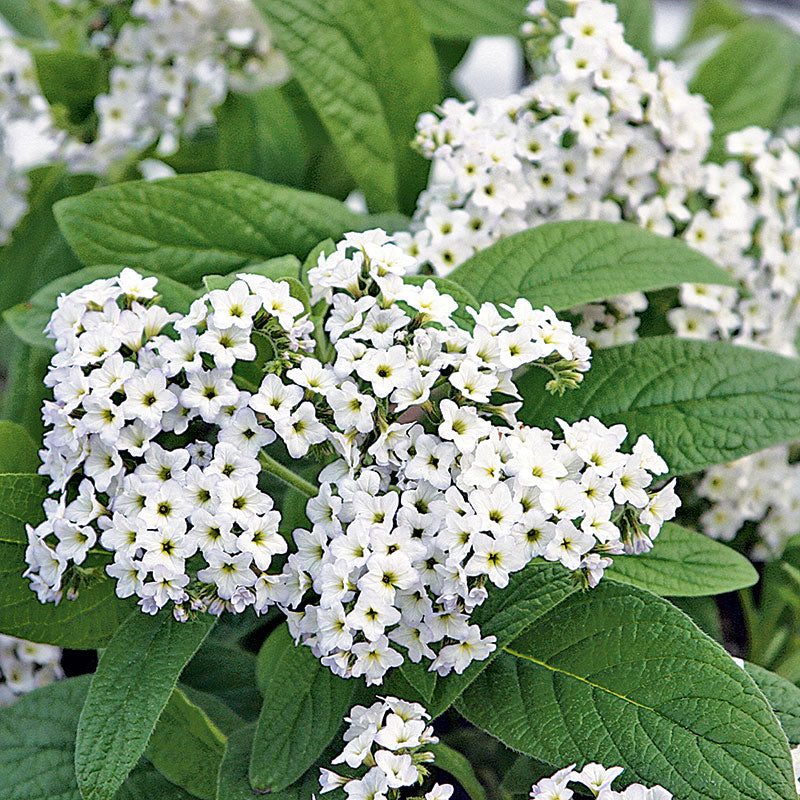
[[260, 231, 678, 684], [56, 0, 289, 172], [405, 0, 711, 348], [697, 446, 800, 558], [319, 696, 453, 800], [26, 267, 314, 617], [0, 34, 50, 243], [0, 636, 62, 707], [530, 763, 672, 800]]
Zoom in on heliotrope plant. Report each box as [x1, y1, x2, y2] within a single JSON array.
[[4, 1, 800, 800]]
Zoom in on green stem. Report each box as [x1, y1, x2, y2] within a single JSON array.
[[258, 451, 317, 497]]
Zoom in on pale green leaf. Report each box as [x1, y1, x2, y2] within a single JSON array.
[[446, 221, 735, 310], [53, 172, 378, 285], [607, 522, 758, 597]]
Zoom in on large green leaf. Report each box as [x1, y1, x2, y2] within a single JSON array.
[[250, 624, 354, 792], [446, 221, 734, 310], [690, 19, 798, 156], [684, 0, 748, 44], [458, 582, 797, 800], [519, 336, 800, 476], [253, 0, 398, 211], [53, 172, 379, 286], [614, 0, 653, 55], [607, 522, 758, 597], [334, 0, 441, 212], [743, 662, 800, 747], [4, 265, 196, 351], [145, 688, 227, 800], [0, 676, 196, 800], [0, 422, 40, 474], [393, 562, 579, 717], [76, 610, 216, 800], [0, 473, 132, 649]]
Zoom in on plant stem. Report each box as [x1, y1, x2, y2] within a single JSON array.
[[258, 451, 317, 497]]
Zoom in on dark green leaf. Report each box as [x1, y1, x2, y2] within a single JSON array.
[[447, 221, 734, 310], [0, 341, 52, 440], [0, 676, 197, 800], [180, 643, 262, 721], [428, 742, 487, 800], [519, 336, 800, 476], [76, 610, 216, 800], [250, 624, 354, 792], [145, 688, 227, 800], [458, 582, 797, 800], [607, 522, 758, 597]]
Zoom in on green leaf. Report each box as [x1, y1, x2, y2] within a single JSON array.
[[253, 0, 398, 211], [53, 171, 379, 286], [684, 0, 748, 44], [446, 221, 735, 310], [403, 274, 478, 330], [181, 643, 262, 721], [458, 582, 797, 800], [519, 336, 800, 476], [0, 422, 40, 474], [0, 166, 94, 314], [75, 609, 216, 800], [606, 522, 758, 597], [428, 742, 487, 800], [743, 662, 800, 746], [414, 0, 526, 38], [613, 0, 653, 55], [0, 0, 48, 38], [0, 675, 90, 800], [145, 688, 227, 800], [32, 48, 107, 122], [218, 723, 337, 800], [690, 20, 798, 157], [250, 624, 354, 792], [0, 341, 52, 440], [216, 86, 311, 188], [397, 562, 579, 717], [0, 676, 198, 800], [4, 265, 196, 351], [0, 473, 132, 649], [333, 0, 441, 212]]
